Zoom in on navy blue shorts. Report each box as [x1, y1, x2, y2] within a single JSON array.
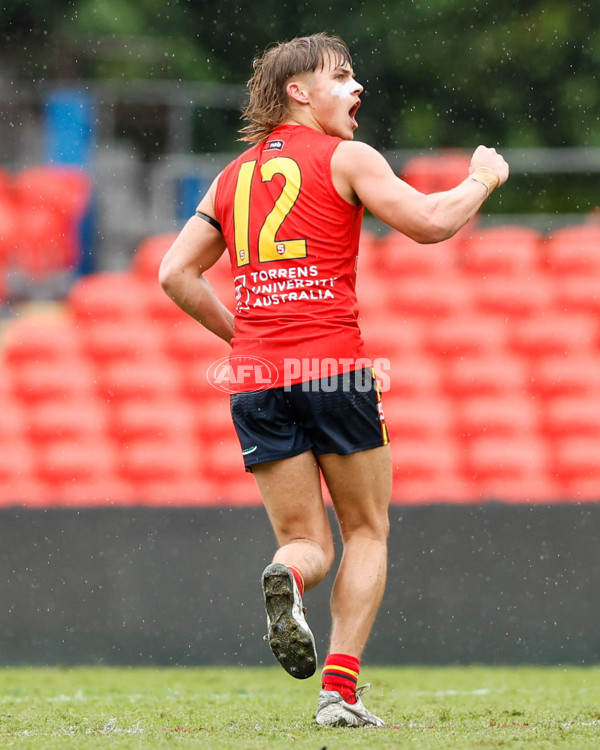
[[230, 367, 389, 470]]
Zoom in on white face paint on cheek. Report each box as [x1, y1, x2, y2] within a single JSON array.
[[330, 79, 358, 99]]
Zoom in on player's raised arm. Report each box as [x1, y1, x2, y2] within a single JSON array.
[[331, 141, 509, 244]]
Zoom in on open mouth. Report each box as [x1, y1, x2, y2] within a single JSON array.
[[349, 100, 361, 128]]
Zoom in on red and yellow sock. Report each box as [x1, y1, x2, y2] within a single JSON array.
[[285, 565, 304, 597], [321, 653, 360, 705]]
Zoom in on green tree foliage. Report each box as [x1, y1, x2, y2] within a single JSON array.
[[2, 0, 600, 150]]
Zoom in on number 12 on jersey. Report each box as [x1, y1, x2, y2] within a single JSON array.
[[233, 156, 308, 267]]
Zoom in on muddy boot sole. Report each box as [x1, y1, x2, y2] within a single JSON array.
[[262, 563, 317, 679]]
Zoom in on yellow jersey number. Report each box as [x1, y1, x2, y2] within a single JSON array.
[[232, 156, 308, 267]]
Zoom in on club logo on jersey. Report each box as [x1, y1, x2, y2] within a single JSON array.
[[265, 139, 284, 151], [234, 274, 250, 313], [207, 355, 279, 393]]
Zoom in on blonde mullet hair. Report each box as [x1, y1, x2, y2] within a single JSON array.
[[239, 33, 353, 144]]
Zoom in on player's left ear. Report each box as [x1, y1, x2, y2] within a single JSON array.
[[287, 80, 310, 105]]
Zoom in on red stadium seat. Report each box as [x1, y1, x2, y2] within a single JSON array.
[[208, 473, 264, 506], [9, 359, 97, 404], [0, 441, 36, 485], [0, 435, 52, 505], [110, 398, 197, 444], [200, 434, 245, 484], [390, 436, 460, 480], [96, 359, 181, 404], [194, 396, 239, 441], [468, 475, 561, 504], [80, 321, 163, 365], [356, 277, 385, 316], [162, 316, 231, 364], [456, 394, 541, 440], [14, 165, 92, 217], [443, 354, 528, 397], [401, 151, 472, 193], [470, 274, 554, 318], [0, 478, 51, 507], [383, 395, 454, 440], [545, 225, 600, 275], [553, 436, 600, 484], [13, 205, 74, 278], [0, 198, 18, 302], [553, 275, 600, 316], [464, 435, 549, 480], [385, 354, 442, 397], [115, 436, 211, 504], [46, 477, 137, 506], [117, 437, 199, 485], [378, 230, 458, 276], [67, 272, 151, 324], [360, 317, 424, 360], [129, 476, 217, 506], [3, 318, 83, 365], [26, 398, 110, 445], [0, 369, 13, 399], [355, 271, 395, 316], [389, 437, 466, 503], [356, 229, 384, 276], [131, 232, 178, 281], [424, 315, 507, 359], [35, 438, 118, 486], [560, 476, 600, 502], [391, 474, 473, 504], [388, 274, 471, 318], [509, 314, 597, 358], [12, 165, 92, 277], [460, 226, 543, 276], [463, 436, 553, 501], [0, 400, 27, 442], [530, 354, 600, 399], [543, 396, 600, 440]]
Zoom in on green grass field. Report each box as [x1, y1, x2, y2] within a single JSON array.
[[1, 665, 599, 749]]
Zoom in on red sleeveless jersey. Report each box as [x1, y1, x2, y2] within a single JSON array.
[[214, 123, 368, 391]]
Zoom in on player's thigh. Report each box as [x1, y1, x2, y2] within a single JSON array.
[[318, 445, 391, 539], [252, 450, 333, 548]]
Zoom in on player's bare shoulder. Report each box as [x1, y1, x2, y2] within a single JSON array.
[[331, 140, 396, 205], [333, 139, 379, 168]]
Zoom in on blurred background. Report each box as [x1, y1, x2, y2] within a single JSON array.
[[2, 0, 600, 506]]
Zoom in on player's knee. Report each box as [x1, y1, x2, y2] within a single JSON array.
[[342, 512, 389, 543], [365, 517, 389, 542]]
